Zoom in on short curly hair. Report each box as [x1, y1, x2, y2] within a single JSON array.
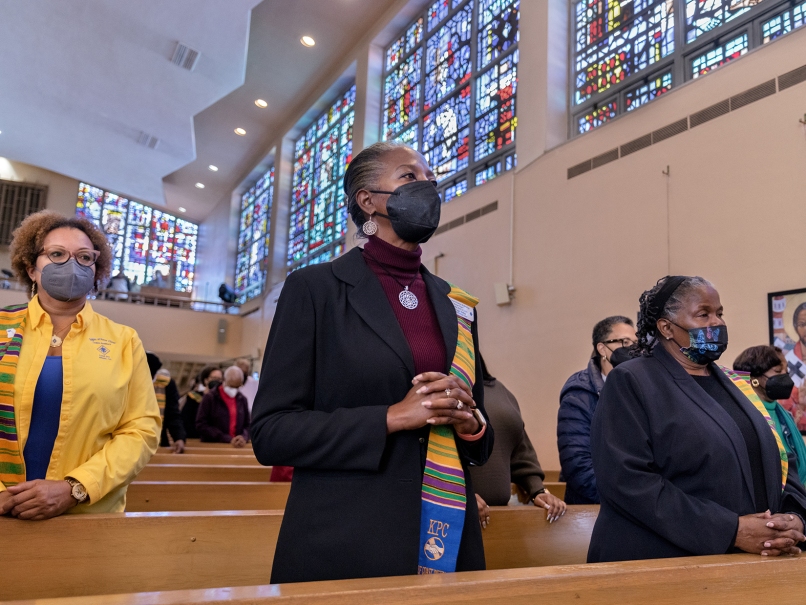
[[10, 210, 113, 293]]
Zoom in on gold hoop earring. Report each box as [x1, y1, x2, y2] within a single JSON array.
[[751, 378, 760, 387]]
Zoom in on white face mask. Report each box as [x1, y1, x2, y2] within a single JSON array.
[[196, 383, 207, 393], [223, 385, 239, 398]]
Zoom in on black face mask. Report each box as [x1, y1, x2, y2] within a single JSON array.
[[370, 181, 442, 244], [609, 346, 634, 368], [762, 374, 795, 401], [670, 322, 728, 365], [207, 380, 222, 392]]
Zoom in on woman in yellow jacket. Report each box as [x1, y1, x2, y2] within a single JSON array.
[[0, 211, 160, 519]]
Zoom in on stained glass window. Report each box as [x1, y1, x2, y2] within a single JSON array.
[[289, 85, 355, 272], [382, 0, 520, 198], [474, 151, 516, 186], [75, 182, 198, 292], [235, 165, 274, 302], [572, 0, 793, 135], [762, 0, 806, 42], [691, 33, 748, 78]]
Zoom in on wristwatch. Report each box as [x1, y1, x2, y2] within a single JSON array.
[[65, 477, 89, 504]]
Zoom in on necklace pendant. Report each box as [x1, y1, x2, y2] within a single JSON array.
[[399, 286, 419, 310], [50, 335, 62, 348]]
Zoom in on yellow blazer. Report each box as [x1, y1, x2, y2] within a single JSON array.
[[0, 296, 161, 512]]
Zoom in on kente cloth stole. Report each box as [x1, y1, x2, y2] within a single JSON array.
[[719, 366, 788, 492], [153, 370, 171, 418], [418, 286, 479, 574], [0, 304, 29, 487]]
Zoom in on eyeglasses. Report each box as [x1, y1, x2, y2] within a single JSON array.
[[38, 246, 100, 267], [602, 338, 637, 348]]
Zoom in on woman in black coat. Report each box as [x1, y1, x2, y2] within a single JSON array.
[[251, 142, 493, 584], [589, 275, 806, 563]]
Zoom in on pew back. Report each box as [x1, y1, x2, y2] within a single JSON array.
[[149, 454, 261, 466], [136, 464, 272, 482], [126, 482, 290, 512], [0, 506, 594, 600]]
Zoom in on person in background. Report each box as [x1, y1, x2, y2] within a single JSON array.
[[146, 352, 186, 454], [235, 357, 258, 413], [782, 302, 806, 432], [734, 345, 806, 485], [557, 315, 636, 504], [196, 366, 250, 447], [471, 355, 565, 528], [0, 210, 160, 519], [589, 275, 806, 562], [107, 271, 130, 301], [180, 365, 223, 439]]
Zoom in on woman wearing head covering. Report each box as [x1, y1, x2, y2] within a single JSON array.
[[0, 211, 160, 519], [251, 142, 492, 583], [557, 315, 636, 504], [734, 345, 806, 485], [589, 276, 806, 562]]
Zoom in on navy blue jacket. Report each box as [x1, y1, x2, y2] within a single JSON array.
[[557, 359, 603, 504]]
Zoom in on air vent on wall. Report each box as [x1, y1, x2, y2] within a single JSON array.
[[0, 179, 48, 245], [171, 43, 200, 71], [433, 201, 498, 236], [137, 131, 160, 149], [566, 61, 806, 180]]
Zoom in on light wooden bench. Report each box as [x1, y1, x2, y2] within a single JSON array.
[[4, 554, 802, 604], [544, 481, 565, 500], [136, 464, 272, 483], [0, 506, 596, 600], [159, 446, 256, 456], [126, 482, 290, 512], [180, 440, 253, 450], [149, 453, 260, 466]]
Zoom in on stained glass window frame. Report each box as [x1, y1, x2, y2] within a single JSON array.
[[570, 0, 797, 137], [381, 0, 521, 202], [75, 182, 199, 293], [288, 84, 355, 273], [235, 164, 275, 303]]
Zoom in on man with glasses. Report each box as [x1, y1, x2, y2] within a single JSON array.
[[556, 315, 636, 504]]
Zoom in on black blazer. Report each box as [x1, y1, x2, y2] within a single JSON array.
[[251, 247, 493, 584], [589, 345, 806, 563]]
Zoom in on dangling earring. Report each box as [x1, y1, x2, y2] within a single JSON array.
[[31, 282, 36, 298], [362, 215, 378, 236]]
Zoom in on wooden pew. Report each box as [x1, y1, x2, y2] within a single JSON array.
[[543, 470, 560, 482], [544, 481, 565, 500], [149, 453, 260, 466], [0, 506, 595, 600], [126, 482, 290, 512], [8, 554, 803, 605], [159, 446, 256, 456], [137, 464, 272, 483]]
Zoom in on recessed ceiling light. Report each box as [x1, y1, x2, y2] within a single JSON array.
[[255, 99, 268, 108], [234, 127, 246, 136], [195, 183, 205, 189], [300, 35, 315, 47], [208, 164, 218, 172], [178, 207, 187, 213]]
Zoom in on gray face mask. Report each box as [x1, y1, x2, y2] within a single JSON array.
[[40, 259, 95, 302]]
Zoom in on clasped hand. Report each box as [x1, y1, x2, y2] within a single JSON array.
[[387, 372, 479, 435], [735, 510, 805, 556], [0, 480, 77, 520]]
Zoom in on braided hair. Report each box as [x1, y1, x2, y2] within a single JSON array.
[[634, 276, 713, 356]]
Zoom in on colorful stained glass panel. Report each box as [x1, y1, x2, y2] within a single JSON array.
[[478, 0, 520, 69], [444, 179, 468, 202], [236, 165, 274, 302], [762, 1, 806, 42], [574, 0, 675, 105], [425, 3, 473, 111], [578, 99, 618, 133], [383, 49, 422, 139], [386, 18, 424, 70], [77, 183, 103, 221], [475, 49, 518, 161], [691, 33, 748, 78], [625, 70, 673, 111], [423, 86, 472, 182], [685, 0, 766, 42]]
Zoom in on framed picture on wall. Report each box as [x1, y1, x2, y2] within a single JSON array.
[[768, 288, 806, 389]]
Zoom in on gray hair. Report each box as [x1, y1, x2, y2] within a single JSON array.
[[662, 276, 714, 321], [224, 366, 244, 383], [342, 141, 411, 235]]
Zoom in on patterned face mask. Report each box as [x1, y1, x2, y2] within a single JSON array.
[[671, 322, 728, 365]]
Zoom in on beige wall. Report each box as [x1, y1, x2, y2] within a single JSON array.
[[0, 158, 81, 272]]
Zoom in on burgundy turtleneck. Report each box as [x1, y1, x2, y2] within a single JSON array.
[[362, 236, 446, 376]]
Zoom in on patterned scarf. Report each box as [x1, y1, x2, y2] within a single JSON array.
[[719, 366, 788, 492], [418, 286, 479, 574], [0, 304, 29, 486]]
